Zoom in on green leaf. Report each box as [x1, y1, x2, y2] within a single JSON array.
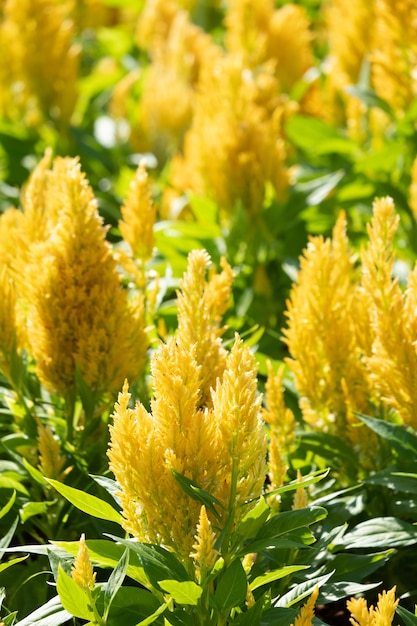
[[233, 497, 270, 544], [159, 580, 203, 606], [251, 507, 326, 544], [266, 469, 330, 499], [0, 516, 18, 554], [355, 414, 417, 456], [345, 85, 393, 116], [104, 547, 129, 614], [22, 458, 48, 486], [0, 554, 28, 573], [213, 558, 247, 611], [171, 470, 222, 519], [106, 587, 161, 626], [134, 602, 168, 626], [106, 537, 189, 590], [320, 581, 381, 603], [249, 566, 309, 592], [236, 594, 264, 626], [13, 594, 71, 626], [328, 550, 394, 583], [336, 517, 417, 549], [20, 500, 54, 523], [56, 565, 95, 621], [397, 605, 417, 626], [274, 571, 334, 608], [286, 115, 357, 156], [46, 479, 123, 524], [0, 490, 16, 519]]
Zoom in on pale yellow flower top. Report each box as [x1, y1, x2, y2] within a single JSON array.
[[347, 586, 399, 626], [71, 534, 96, 591]]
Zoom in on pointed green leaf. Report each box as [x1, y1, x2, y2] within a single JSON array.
[[104, 547, 129, 613], [134, 602, 168, 626], [397, 605, 417, 626], [171, 470, 222, 519], [56, 565, 95, 621], [105, 535, 189, 589], [214, 559, 247, 611], [0, 554, 28, 574], [249, 565, 309, 592], [335, 517, 417, 549], [13, 594, 71, 626], [274, 571, 334, 608], [159, 580, 202, 606], [355, 414, 417, 456], [266, 469, 330, 499], [0, 491, 16, 520], [46, 479, 123, 524], [234, 497, 270, 543]]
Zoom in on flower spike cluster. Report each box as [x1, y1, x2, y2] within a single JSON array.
[[15, 154, 147, 397], [108, 250, 266, 563]]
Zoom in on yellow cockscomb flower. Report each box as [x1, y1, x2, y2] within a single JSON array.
[[291, 586, 319, 626], [0, 268, 18, 378], [169, 53, 289, 220], [283, 213, 371, 441], [0, 0, 79, 126], [108, 285, 266, 562], [190, 505, 218, 581], [361, 197, 417, 427], [118, 159, 156, 287], [71, 534, 96, 591], [20, 155, 147, 398], [176, 250, 233, 407], [347, 586, 399, 626]]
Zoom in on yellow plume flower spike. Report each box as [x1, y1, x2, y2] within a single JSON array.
[[168, 53, 289, 220], [283, 212, 370, 440], [292, 469, 308, 511], [22, 155, 148, 396], [263, 360, 295, 457], [361, 197, 417, 425], [37, 421, 66, 480], [347, 586, 399, 626], [291, 586, 319, 626], [190, 505, 218, 581], [212, 335, 267, 523], [119, 159, 156, 264], [176, 250, 233, 407], [0, 0, 79, 126], [71, 534, 96, 591], [0, 268, 18, 379]]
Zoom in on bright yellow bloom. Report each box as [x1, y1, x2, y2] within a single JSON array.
[[371, 0, 417, 113], [21, 155, 147, 397], [0, 0, 79, 126], [347, 586, 399, 626], [0, 268, 18, 378], [108, 329, 266, 562], [134, 6, 220, 161], [71, 534, 96, 591], [37, 421, 66, 480], [361, 197, 417, 426], [168, 51, 288, 220], [292, 469, 308, 511], [190, 505, 218, 581], [176, 250, 233, 407], [283, 213, 371, 440], [291, 586, 319, 626], [119, 159, 156, 268]]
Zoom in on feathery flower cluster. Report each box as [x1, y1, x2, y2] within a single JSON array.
[[71, 534, 96, 591], [283, 212, 371, 441], [108, 250, 266, 562], [284, 195, 417, 437], [6, 153, 148, 398], [347, 586, 399, 626], [169, 53, 289, 219], [176, 250, 233, 407], [0, 0, 79, 126]]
